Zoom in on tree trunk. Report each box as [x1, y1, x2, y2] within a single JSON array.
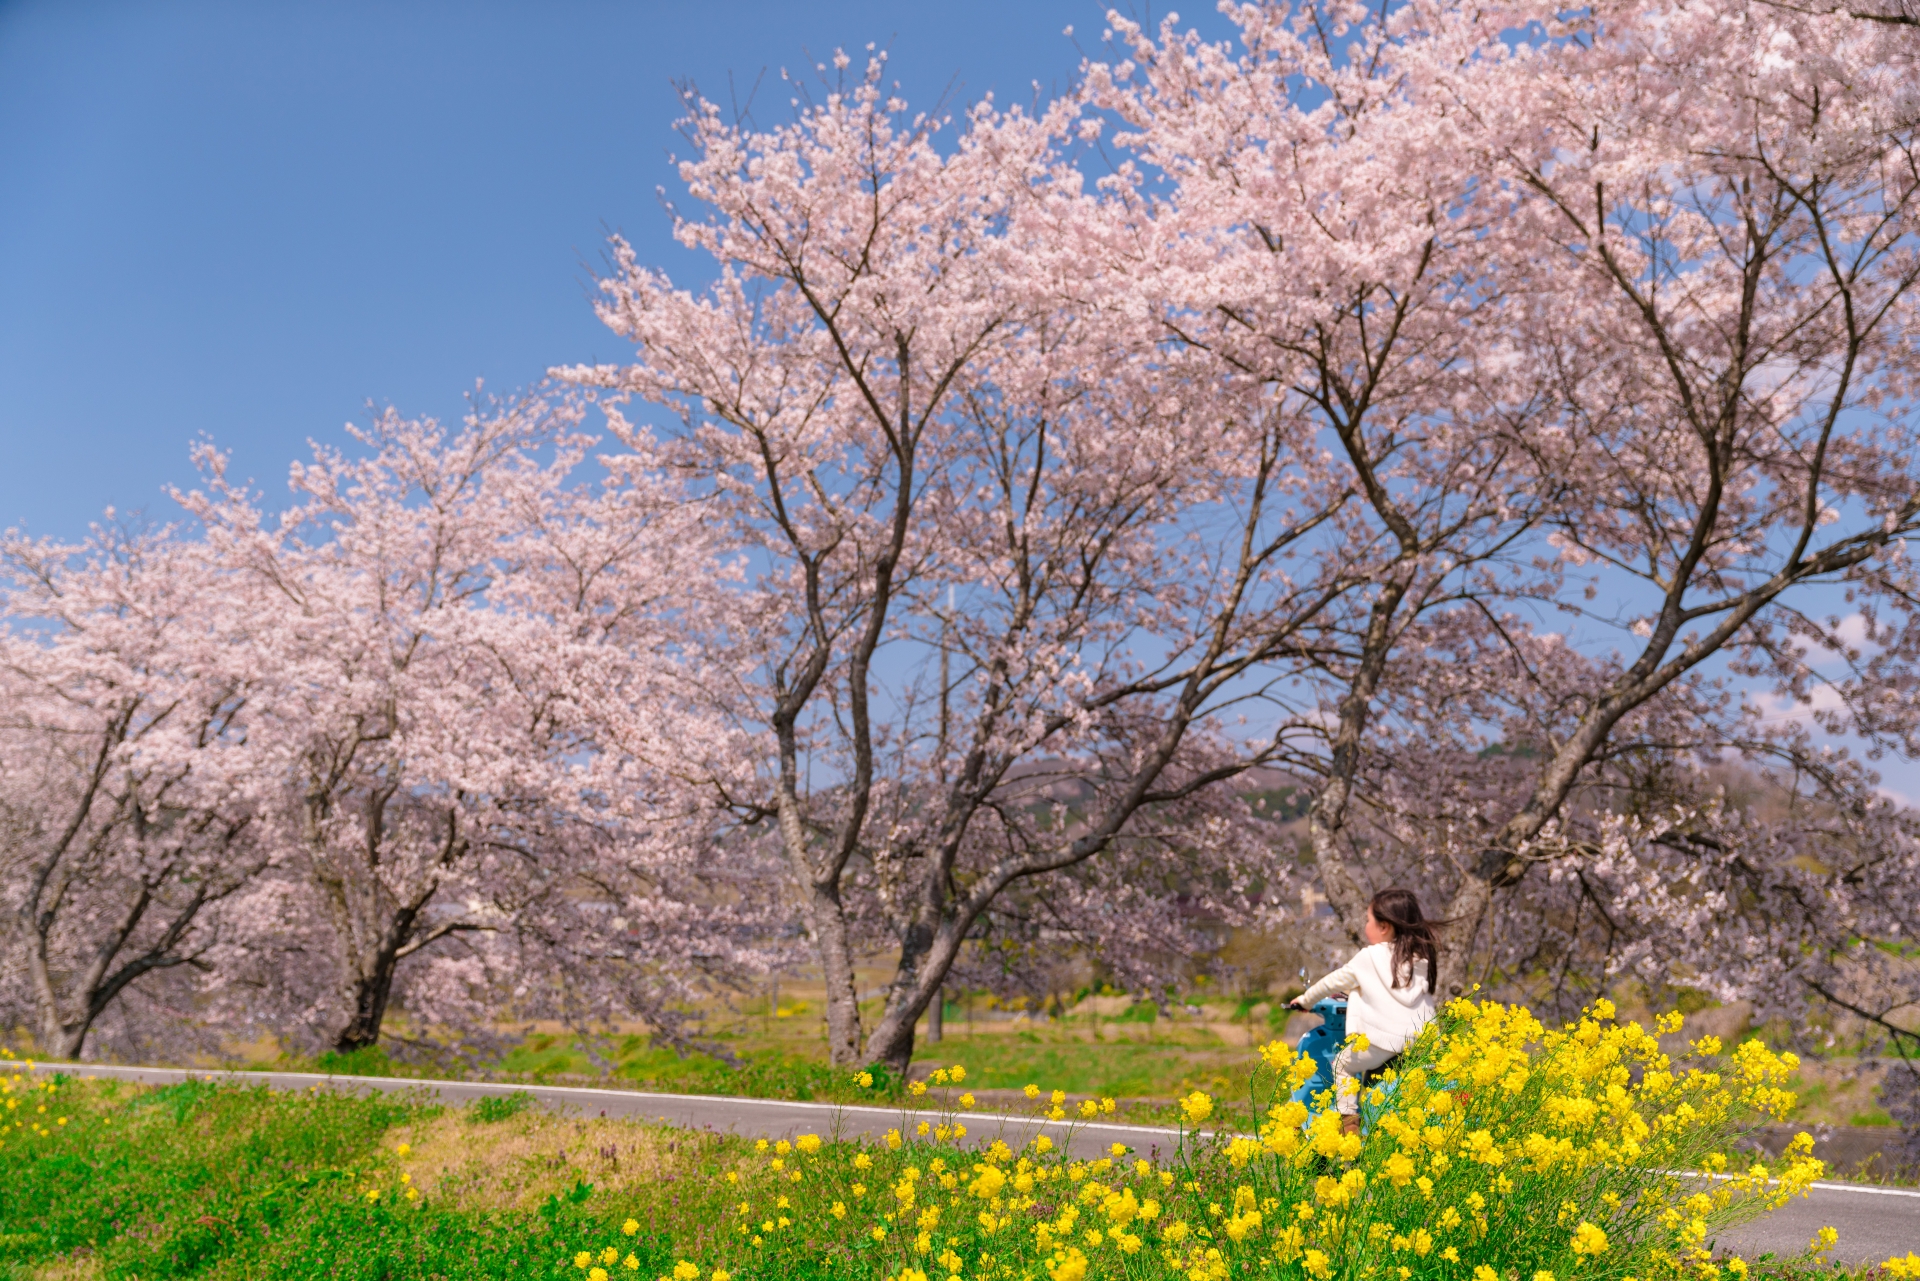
[[863, 917, 960, 1073], [804, 881, 864, 1066], [26, 927, 92, 1060], [1303, 578, 1412, 943], [36, 1010, 87, 1061], [927, 982, 944, 1044], [1436, 843, 1532, 998], [306, 780, 428, 1056], [865, 1002, 920, 1074], [1436, 866, 1493, 999], [1306, 783, 1376, 948], [333, 941, 404, 1053]]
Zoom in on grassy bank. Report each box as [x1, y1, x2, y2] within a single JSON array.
[[8, 1000, 1914, 1281]]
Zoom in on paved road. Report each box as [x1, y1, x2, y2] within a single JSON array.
[[23, 1062, 1919, 1264]]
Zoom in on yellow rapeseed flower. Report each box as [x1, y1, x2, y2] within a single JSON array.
[[1046, 1246, 1088, 1281], [1571, 1222, 1609, 1256]]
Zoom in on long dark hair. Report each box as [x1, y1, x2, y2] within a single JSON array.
[[1371, 887, 1441, 992]]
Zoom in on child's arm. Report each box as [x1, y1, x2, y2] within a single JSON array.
[[1291, 957, 1361, 1010]]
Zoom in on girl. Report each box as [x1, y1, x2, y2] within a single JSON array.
[[1288, 887, 1440, 1133]]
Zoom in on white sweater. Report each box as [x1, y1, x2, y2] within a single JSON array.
[[1298, 941, 1435, 1055]]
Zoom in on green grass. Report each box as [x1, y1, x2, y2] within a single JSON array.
[[0, 1073, 679, 1280], [904, 1037, 1247, 1101], [468, 1091, 534, 1124], [714, 1027, 1236, 1104], [312, 1045, 426, 1078], [0, 1076, 471, 1278], [6, 1002, 1898, 1281], [0, 1070, 929, 1279], [495, 1034, 856, 1103], [256, 1012, 1264, 1118]]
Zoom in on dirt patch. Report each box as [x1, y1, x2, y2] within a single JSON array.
[[31, 1254, 102, 1281], [383, 1109, 741, 1213]]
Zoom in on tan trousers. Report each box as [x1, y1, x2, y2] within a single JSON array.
[[1331, 1042, 1400, 1115]]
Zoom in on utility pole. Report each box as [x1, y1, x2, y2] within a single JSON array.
[[929, 584, 952, 1047], [937, 585, 952, 785]]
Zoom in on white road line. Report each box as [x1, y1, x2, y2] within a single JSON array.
[[1791, 1180, 1919, 1199], [21, 1060, 1185, 1144], [1674, 1166, 1920, 1199]]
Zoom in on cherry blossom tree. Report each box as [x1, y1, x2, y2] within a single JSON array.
[[1082, 0, 1578, 950], [555, 46, 1558, 1069], [1414, 0, 1920, 991], [181, 397, 735, 1054], [13, 0, 1917, 1099], [0, 522, 263, 1060], [1086, 0, 1920, 1015], [1323, 629, 1920, 1033]]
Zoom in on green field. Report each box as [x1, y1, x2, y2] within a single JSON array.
[[3, 1002, 1902, 1281]]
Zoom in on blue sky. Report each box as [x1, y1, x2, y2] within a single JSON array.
[[6, 2, 1909, 800], [0, 0, 1167, 539]]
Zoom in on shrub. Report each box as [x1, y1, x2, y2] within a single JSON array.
[[469, 1090, 536, 1124], [1199, 995, 1825, 1281]]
